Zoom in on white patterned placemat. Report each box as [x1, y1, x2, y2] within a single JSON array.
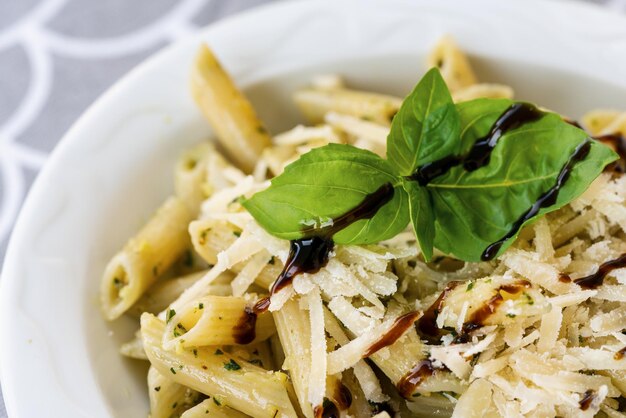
[[0, 0, 624, 416]]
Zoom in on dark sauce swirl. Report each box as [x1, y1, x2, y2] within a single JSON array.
[[313, 384, 352, 418], [232, 306, 258, 344], [463, 103, 544, 171], [614, 346, 626, 361], [574, 253, 626, 290], [364, 311, 420, 357], [409, 103, 544, 186], [481, 140, 592, 261], [456, 280, 530, 341], [415, 281, 462, 342], [416, 280, 530, 344], [254, 183, 395, 313], [396, 359, 438, 398], [579, 389, 595, 411]]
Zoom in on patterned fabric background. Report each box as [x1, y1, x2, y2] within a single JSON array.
[[0, 0, 624, 416]]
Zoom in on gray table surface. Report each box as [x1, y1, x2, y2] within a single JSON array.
[[0, 0, 625, 416]]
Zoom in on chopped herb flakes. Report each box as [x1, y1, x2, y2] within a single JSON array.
[[166, 309, 176, 323], [523, 292, 534, 305], [268, 256, 275, 265], [214, 349, 223, 355], [172, 402, 178, 409], [170, 367, 176, 375], [466, 282, 474, 291], [213, 397, 222, 406], [199, 303, 204, 309], [154, 386, 161, 392], [506, 313, 516, 318], [193, 349, 198, 358], [250, 359, 263, 366], [233, 231, 241, 237], [224, 359, 241, 371]]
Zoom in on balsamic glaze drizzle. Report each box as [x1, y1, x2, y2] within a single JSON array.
[[457, 281, 530, 340], [574, 253, 626, 290], [614, 346, 626, 361], [579, 389, 595, 411], [232, 307, 257, 344], [364, 311, 420, 357], [481, 140, 592, 261], [313, 384, 352, 418], [301, 182, 395, 237], [417, 280, 530, 344], [254, 183, 395, 313], [415, 281, 461, 342], [408, 103, 544, 186], [463, 103, 544, 171], [396, 360, 438, 398]]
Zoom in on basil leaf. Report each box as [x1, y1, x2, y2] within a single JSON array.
[[386, 68, 461, 176], [243, 144, 410, 245], [427, 99, 618, 261], [403, 180, 435, 261]]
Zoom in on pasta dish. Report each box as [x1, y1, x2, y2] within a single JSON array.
[[100, 37, 626, 417]]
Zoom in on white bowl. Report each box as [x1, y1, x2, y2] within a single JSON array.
[[2, 0, 626, 416]]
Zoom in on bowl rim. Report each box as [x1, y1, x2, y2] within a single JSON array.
[[3, 0, 626, 416]]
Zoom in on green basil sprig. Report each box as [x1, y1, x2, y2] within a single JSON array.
[[243, 68, 618, 262], [243, 144, 410, 245]]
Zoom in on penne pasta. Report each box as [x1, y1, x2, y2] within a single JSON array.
[[163, 295, 276, 349], [175, 142, 214, 215], [272, 298, 315, 418], [101, 196, 193, 320], [141, 313, 297, 418], [181, 398, 249, 418], [426, 35, 477, 92], [293, 87, 402, 125], [191, 45, 271, 173], [148, 366, 204, 418], [103, 35, 626, 417], [128, 269, 233, 317], [120, 330, 147, 360]]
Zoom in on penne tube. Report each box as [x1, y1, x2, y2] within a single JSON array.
[[191, 45, 271, 173], [163, 296, 275, 349], [452, 83, 514, 102], [293, 88, 402, 125], [101, 196, 193, 320], [120, 330, 148, 360], [128, 270, 233, 317], [189, 218, 239, 265], [148, 366, 204, 418], [582, 109, 622, 135], [189, 218, 282, 290], [228, 340, 276, 371], [181, 398, 249, 418], [426, 35, 477, 92], [141, 313, 297, 418], [175, 142, 214, 215], [272, 298, 315, 418]]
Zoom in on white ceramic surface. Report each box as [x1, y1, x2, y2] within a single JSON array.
[[2, 0, 626, 416]]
